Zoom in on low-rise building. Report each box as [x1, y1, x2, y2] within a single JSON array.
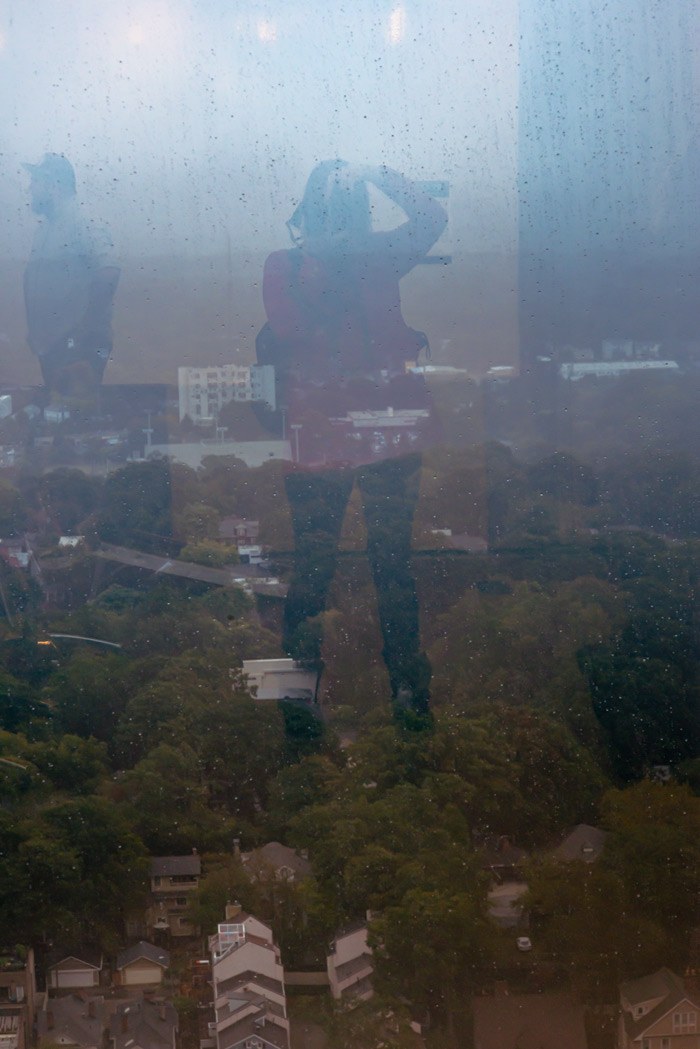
[[46, 950, 103, 991], [552, 824, 607, 864], [242, 659, 317, 703], [559, 359, 678, 380], [618, 968, 700, 1048], [109, 998, 177, 1049], [37, 993, 104, 1049], [239, 843, 312, 885], [114, 944, 169, 988], [326, 925, 374, 1002], [148, 854, 201, 938], [146, 440, 291, 470], [209, 905, 290, 1049]]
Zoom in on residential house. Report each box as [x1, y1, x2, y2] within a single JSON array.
[[552, 823, 607, 864], [46, 950, 103, 991], [473, 989, 588, 1049], [148, 854, 201, 938], [326, 924, 374, 1002], [239, 842, 312, 885], [208, 904, 290, 1049], [109, 997, 177, 1049], [618, 968, 700, 1048], [37, 993, 104, 1049], [218, 517, 260, 545], [114, 944, 169, 988], [0, 948, 35, 1049]]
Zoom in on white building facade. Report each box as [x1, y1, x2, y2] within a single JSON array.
[[208, 907, 290, 1049], [178, 364, 276, 423]]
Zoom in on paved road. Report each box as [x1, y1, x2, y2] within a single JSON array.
[[95, 542, 288, 597], [290, 1020, 328, 1049]]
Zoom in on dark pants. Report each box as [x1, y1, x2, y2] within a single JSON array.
[[284, 454, 431, 716]]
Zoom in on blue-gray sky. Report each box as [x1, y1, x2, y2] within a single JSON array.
[[0, 0, 518, 259]]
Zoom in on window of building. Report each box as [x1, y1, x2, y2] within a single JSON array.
[[673, 1011, 697, 1033]]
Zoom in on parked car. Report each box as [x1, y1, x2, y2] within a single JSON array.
[[516, 936, 533, 952]]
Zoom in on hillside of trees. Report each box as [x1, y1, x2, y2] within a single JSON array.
[[0, 434, 699, 1045]]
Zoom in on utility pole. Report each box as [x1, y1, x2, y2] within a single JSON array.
[[290, 423, 302, 463]]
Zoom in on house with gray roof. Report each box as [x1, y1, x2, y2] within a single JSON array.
[[37, 993, 104, 1049], [115, 943, 169, 988], [109, 997, 177, 1049], [240, 842, 311, 884], [46, 949, 103, 991], [552, 823, 607, 864]]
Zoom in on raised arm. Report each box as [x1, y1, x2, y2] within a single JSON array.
[[360, 164, 448, 269]]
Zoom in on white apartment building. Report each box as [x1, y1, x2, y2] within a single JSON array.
[[208, 906, 289, 1049], [178, 364, 276, 423]]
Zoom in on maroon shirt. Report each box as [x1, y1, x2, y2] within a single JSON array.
[[261, 179, 447, 383]]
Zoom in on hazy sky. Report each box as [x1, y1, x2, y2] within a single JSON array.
[[0, 0, 519, 260]]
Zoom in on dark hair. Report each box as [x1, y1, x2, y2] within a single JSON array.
[[287, 160, 370, 244]]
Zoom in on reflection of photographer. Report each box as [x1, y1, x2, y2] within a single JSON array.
[[23, 153, 120, 401], [258, 160, 447, 386]]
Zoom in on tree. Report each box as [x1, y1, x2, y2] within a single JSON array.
[[47, 652, 131, 743], [525, 858, 666, 1002], [39, 469, 101, 533], [602, 781, 700, 947], [117, 742, 229, 852]]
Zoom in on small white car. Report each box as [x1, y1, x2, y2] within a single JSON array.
[[516, 936, 533, 952]]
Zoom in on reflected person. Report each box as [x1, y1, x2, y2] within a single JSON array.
[[258, 160, 446, 392], [257, 161, 447, 717], [23, 153, 120, 403]]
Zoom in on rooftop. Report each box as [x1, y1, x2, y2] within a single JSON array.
[[150, 855, 201, 878]]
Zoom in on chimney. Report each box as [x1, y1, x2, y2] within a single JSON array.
[[159, 1005, 166, 1022], [47, 1012, 54, 1031], [121, 1011, 129, 1034], [88, 1000, 96, 1019], [225, 901, 242, 920]]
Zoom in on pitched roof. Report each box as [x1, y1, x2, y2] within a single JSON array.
[[116, 942, 170, 971], [37, 994, 104, 1048], [150, 855, 201, 877], [621, 969, 700, 1041], [552, 824, 607, 863], [110, 998, 178, 1049], [46, 947, 103, 971], [621, 967, 684, 1007], [241, 842, 312, 879]]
